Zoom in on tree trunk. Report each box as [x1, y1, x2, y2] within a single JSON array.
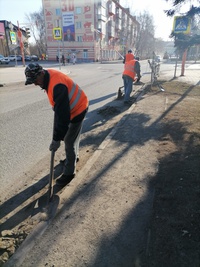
[[181, 49, 187, 76]]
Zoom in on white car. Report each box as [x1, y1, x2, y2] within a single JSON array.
[[8, 55, 22, 61], [8, 55, 16, 61], [0, 54, 10, 64]]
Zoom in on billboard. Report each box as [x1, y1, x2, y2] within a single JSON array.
[[0, 22, 5, 39], [173, 16, 191, 34], [62, 12, 75, 41]]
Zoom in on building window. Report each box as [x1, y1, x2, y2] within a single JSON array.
[[56, 9, 61, 16], [76, 22, 82, 29], [77, 36, 82, 42], [83, 49, 88, 58], [76, 7, 82, 14]]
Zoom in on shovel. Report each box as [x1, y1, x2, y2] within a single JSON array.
[[40, 116, 60, 221], [47, 150, 55, 204]]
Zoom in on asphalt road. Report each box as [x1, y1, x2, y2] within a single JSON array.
[[0, 60, 177, 202], [0, 61, 150, 200]]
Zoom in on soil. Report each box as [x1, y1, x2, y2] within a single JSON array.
[[0, 80, 200, 266], [144, 80, 200, 267]]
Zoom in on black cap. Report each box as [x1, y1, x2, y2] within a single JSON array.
[[25, 63, 43, 85]]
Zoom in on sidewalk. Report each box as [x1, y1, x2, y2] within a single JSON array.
[[4, 65, 200, 267]]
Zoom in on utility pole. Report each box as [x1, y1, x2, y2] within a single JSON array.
[[17, 21, 25, 67], [59, 0, 65, 58]]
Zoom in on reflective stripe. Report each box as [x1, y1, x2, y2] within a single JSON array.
[[70, 87, 82, 110], [69, 82, 77, 100], [125, 64, 134, 72]]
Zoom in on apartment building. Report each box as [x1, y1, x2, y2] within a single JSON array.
[[42, 0, 140, 62], [0, 20, 29, 57]]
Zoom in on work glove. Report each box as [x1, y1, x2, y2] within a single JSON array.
[[136, 74, 141, 83], [49, 140, 60, 152]]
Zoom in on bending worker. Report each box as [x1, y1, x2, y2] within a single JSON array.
[[25, 63, 89, 186], [122, 55, 141, 105]]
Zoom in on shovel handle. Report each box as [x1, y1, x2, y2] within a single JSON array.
[[48, 150, 55, 203], [48, 113, 56, 202]]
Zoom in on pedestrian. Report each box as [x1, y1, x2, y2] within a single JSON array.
[[72, 54, 76, 65], [122, 56, 141, 105], [66, 54, 70, 64], [24, 63, 89, 186], [62, 54, 65, 66], [123, 49, 134, 64]]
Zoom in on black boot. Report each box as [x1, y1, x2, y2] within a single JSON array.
[[56, 174, 75, 186]]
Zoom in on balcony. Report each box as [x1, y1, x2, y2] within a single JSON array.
[[107, 20, 115, 38], [97, 14, 103, 20], [108, 2, 115, 15], [115, 20, 121, 31]]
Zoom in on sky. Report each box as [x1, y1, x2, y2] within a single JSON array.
[[0, 0, 186, 41], [0, 0, 43, 25], [121, 0, 174, 40]]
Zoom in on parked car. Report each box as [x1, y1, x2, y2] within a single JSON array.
[[8, 55, 17, 61], [0, 54, 10, 64], [16, 55, 22, 61], [8, 55, 22, 61], [25, 55, 32, 61], [31, 55, 39, 61]]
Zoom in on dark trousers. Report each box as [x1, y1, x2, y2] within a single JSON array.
[[63, 120, 84, 176], [122, 75, 134, 102]]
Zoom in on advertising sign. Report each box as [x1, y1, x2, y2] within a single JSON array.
[[62, 12, 75, 41], [0, 22, 5, 39]]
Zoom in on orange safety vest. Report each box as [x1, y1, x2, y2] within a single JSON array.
[[47, 69, 88, 120], [125, 53, 134, 62], [123, 60, 137, 80]]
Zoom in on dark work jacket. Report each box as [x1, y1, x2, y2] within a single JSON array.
[[42, 70, 88, 141]]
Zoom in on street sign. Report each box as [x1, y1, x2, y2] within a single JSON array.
[[53, 27, 62, 40], [10, 31, 17, 44], [173, 16, 191, 34]]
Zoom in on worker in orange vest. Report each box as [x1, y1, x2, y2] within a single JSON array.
[[123, 49, 134, 63], [25, 63, 89, 186], [122, 56, 141, 105]]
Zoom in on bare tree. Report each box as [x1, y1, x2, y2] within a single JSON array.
[[135, 12, 155, 59], [25, 8, 46, 57]]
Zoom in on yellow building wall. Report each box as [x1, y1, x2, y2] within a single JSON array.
[[43, 0, 96, 61]]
